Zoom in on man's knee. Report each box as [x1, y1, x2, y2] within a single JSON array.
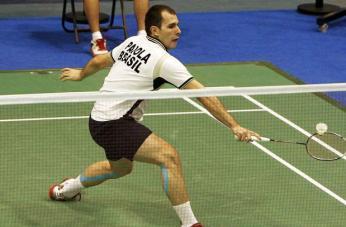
[[109, 159, 133, 176], [160, 146, 180, 168], [118, 165, 133, 176]]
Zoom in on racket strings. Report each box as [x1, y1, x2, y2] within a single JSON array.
[[306, 133, 346, 161]]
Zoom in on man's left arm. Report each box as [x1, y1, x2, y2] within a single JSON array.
[[60, 53, 114, 81]]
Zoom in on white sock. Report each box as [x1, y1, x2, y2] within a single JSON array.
[[63, 176, 84, 190], [137, 30, 147, 36], [58, 177, 84, 198], [173, 201, 198, 226], [92, 31, 103, 41], [75, 175, 85, 189]]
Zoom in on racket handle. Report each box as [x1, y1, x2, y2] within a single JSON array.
[[250, 136, 270, 142], [234, 135, 271, 142]]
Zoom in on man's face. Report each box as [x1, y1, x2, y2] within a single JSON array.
[[155, 11, 181, 50]]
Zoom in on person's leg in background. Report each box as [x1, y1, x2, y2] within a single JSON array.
[[83, 0, 108, 56], [134, 0, 149, 36], [84, 0, 150, 56]]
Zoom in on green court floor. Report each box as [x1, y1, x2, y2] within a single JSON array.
[[0, 62, 345, 226]]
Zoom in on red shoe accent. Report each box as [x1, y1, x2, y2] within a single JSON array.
[[90, 38, 108, 56], [48, 184, 58, 200], [95, 39, 106, 50], [191, 224, 203, 227]]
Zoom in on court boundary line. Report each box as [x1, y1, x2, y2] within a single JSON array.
[[182, 97, 346, 206], [0, 109, 264, 123]]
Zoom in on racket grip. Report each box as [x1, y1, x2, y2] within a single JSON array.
[[250, 136, 270, 142], [234, 135, 270, 142]]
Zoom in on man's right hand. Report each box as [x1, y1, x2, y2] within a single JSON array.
[[232, 125, 260, 142]]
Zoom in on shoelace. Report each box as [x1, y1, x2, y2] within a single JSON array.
[[54, 186, 65, 199]]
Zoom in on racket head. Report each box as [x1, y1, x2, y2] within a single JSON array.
[[305, 132, 346, 161]]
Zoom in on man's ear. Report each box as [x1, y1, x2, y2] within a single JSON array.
[[150, 26, 160, 38]]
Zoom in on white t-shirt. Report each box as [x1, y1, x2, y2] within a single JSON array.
[[91, 35, 194, 121]]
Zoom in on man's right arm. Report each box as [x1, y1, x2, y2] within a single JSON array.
[[60, 53, 114, 81], [183, 79, 260, 141]]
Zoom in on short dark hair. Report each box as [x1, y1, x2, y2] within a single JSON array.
[[145, 5, 177, 36]]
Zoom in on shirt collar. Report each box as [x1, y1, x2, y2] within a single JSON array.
[[146, 36, 167, 51]]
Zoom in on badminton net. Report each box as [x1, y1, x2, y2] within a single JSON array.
[[0, 83, 345, 226]]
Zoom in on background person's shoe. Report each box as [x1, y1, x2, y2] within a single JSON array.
[[90, 38, 108, 56]]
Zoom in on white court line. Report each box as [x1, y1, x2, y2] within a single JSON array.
[[0, 109, 264, 123], [251, 141, 346, 206], [182, 97, 346, 206]]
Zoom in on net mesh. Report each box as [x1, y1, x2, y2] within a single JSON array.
[[0, 83, 345, 226]]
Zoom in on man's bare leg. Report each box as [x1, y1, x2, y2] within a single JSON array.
[[134, 133, 199, 226]]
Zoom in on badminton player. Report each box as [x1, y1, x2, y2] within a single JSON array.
[[49, 5, 259, 227]]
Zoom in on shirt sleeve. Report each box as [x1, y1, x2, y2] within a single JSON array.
[[110, 44, 124, 62], [159, 55, 194, 88]]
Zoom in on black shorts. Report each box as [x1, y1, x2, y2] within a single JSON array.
[[89, 116, 152, 161]]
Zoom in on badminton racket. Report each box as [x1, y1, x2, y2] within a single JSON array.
[[251, 132, 346, 161]]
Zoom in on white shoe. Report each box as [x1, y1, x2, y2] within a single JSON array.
[[48, 178, 81, 201]]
